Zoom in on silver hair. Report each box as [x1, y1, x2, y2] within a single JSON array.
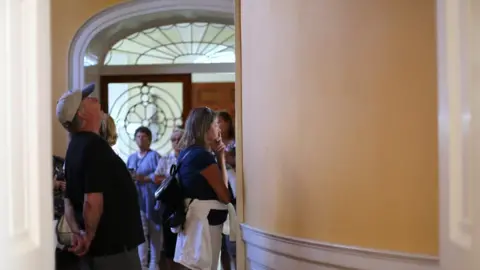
[[170, 127, 184, 139]]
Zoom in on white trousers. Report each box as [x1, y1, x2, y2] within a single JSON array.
[[138, 211, 163, 270]]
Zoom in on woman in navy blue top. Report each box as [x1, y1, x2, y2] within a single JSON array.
[[176, 107, 231, 269], [177, 108, 231, 203]]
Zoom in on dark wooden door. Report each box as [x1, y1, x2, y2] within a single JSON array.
[[191, 82, 235, 119]]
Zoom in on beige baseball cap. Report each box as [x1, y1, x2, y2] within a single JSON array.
[[56, 83, 95, 129]]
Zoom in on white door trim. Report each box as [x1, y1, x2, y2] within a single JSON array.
[[0, 0, 53, 268], [437, 0, 479, 268], [68, 0, 234, 89]]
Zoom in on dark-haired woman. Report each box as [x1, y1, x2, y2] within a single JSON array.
[[127, 126, 162, 270], [217, 111, 237, 270], [217, 111, 235, 153]]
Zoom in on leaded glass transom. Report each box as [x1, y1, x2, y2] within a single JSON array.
[[108, 82, 183, 160], [104, 22, 235, 65]]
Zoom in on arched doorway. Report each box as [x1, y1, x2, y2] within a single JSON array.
[[67, 2, 243, 270], [68, 0, 234, 89], [69, 1, 236, 160]]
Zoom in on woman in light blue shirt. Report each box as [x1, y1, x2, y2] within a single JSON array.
[[126, 126, 161, 270]]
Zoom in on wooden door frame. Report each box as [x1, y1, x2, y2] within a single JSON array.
[[99, 74, 193, 124]]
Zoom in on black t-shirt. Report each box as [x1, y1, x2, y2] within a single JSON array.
[[64, 132, 144, 256]]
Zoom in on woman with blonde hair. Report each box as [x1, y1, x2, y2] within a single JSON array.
[[99, 114, 118, 147], [173, 107, 231, 270]]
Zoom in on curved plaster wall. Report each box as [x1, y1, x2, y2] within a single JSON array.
[[51, 0, 126, 156], [241, 0, 438, 255]]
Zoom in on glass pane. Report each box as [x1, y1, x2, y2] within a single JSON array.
[[103, 22, 235, 66], [108, 82, 183, 161]]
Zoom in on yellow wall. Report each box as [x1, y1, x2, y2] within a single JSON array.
[[241, 0, 438, 255], [51, 0, 126, 156]]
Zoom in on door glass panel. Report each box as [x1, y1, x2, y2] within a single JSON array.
[[108, 82, 183, 161]]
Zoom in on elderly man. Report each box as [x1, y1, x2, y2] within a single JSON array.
[[56, 84, 144, 270]]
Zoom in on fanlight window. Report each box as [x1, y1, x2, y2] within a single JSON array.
[[104, 22, 235, 65]]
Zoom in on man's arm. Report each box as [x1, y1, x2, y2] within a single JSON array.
[[83, 139, 109, 242], [64, 198, 81, 233], [83, 193, 103, 241]]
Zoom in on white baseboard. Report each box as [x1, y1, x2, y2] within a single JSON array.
[[241, 223, 440, 270]]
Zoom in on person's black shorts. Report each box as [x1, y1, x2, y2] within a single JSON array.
[[221, 234, 236, 257], [162, 207, 178, 259], [163, 225, 177, 259]]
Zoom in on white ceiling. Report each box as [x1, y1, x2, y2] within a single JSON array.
[[86, 10, 235, 63]]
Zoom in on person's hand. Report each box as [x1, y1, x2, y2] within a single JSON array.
[[56, 181, 66, 191], [54, 180, 66, 191], [211, 137, 226, 155], [136, 175, 151, 183], [135, 175, 145, 182], [153, 175, 165, 185], [81, 233, 93, 256], [68, 233, 91, 256]]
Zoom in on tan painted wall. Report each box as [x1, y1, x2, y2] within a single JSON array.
[[51, 0, 126, 156], [241, 0, 439, 255]]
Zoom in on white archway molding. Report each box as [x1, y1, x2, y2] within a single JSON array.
[[68, 0, 234, 89]]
